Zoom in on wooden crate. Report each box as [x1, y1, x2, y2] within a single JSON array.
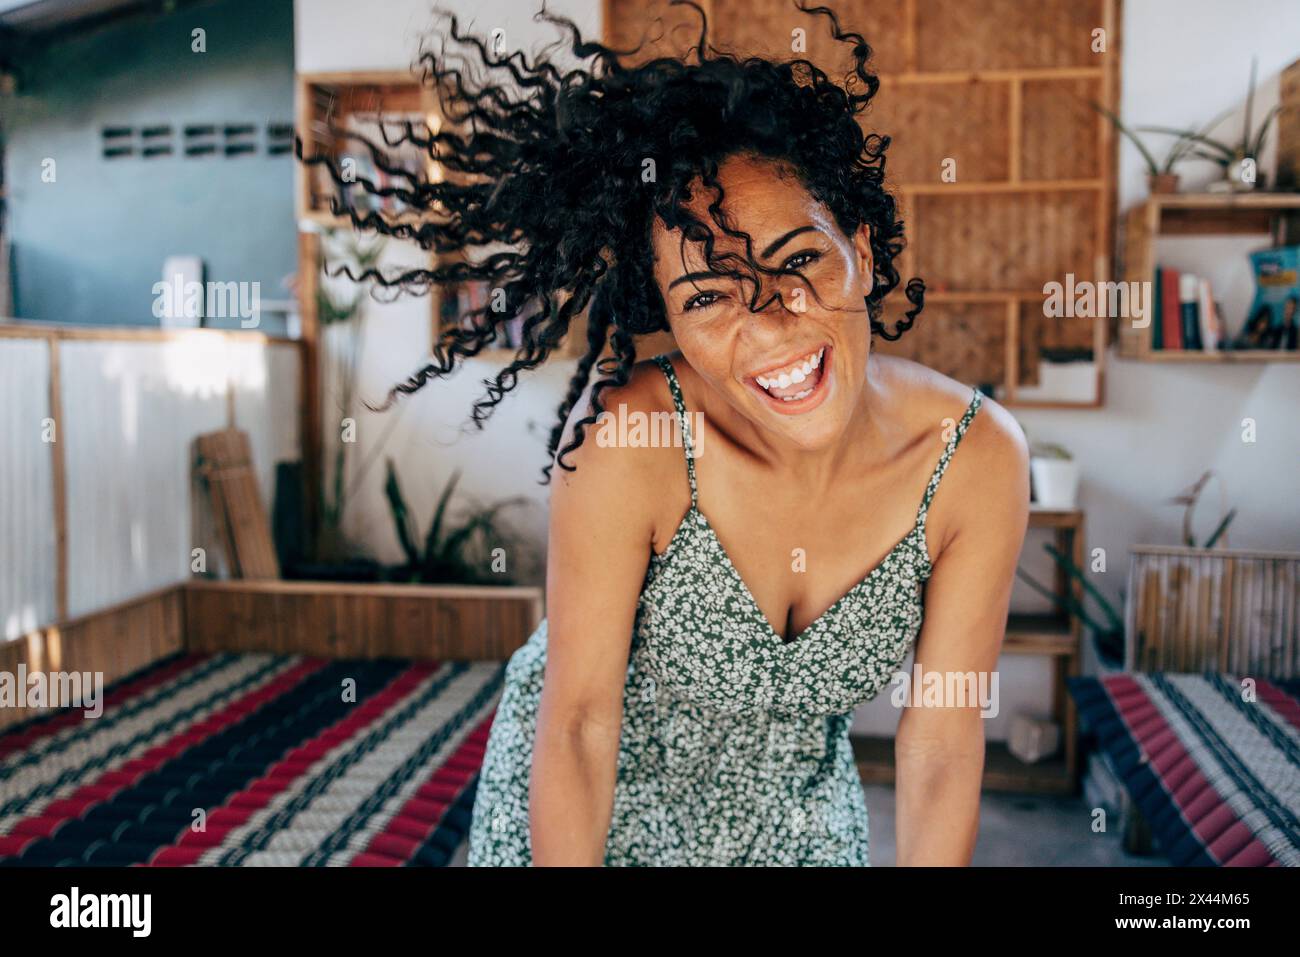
[[1116, 193, 1300, 362]]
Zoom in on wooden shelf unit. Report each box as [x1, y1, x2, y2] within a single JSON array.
[[296, 71, 564, 362], [1117, 192, 1300, 361], [851, 507, 1085, 795]]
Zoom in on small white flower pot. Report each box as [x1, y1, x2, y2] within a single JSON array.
[[1030, 458, 1079, 509]]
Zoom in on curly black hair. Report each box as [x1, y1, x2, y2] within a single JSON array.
[[296, 0, 922, 480]]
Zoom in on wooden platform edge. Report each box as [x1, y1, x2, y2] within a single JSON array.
[[181, 579, 544, 662], [1, 580, 544, 732], [0, 586, 185, 732]]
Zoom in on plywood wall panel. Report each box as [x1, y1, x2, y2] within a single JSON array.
[[711, 0, 908, 75], [605, 0, 708, 64], [912, 190, 1097, 291], [915, 0, 1105, 72], [869, 81, 1012, 184], [1021, 78, 1102, 181], [873, 301, 1006, 386]]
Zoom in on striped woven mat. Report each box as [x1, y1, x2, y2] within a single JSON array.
[[1069, 672, 1300, 867], [0, 652, 504, 866]]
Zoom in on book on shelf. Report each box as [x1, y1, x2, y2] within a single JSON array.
[[440, 281, 528, 350], [1160, 266, 1182, 350], [1150, 267, 1223, 352], [1197, 276, 1222, 353], [1178, 272, 1203, 351]]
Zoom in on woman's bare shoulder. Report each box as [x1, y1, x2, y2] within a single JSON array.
[[551, 354, 688, 509], [873, 354, 1026, 463], [872, 354, 1029, 548]]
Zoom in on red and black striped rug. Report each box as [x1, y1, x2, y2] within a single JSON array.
[[1069, 673, 1300, 867], [0, 652, 503, 866]]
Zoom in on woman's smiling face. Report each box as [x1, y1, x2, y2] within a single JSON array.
[[651, 153, 874, 451]]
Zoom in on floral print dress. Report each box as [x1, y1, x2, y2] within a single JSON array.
[[467, 354, 983, 866]]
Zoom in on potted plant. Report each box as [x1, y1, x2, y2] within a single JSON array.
[[1028, 440, 1080, 510], [383, 461, 534, 585], [1090, 102, 1209, 194], [1137, 57, 1280, 193]]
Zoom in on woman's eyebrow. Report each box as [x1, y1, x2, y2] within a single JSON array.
[[668, 270, 721, 291], [761, 224, 818, 258], [667, 224, 821, 290]]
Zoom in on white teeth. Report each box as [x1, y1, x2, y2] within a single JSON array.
[[752, 346, 827, 398]]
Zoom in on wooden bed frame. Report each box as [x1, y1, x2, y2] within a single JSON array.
[[0, 580, 542, 732]]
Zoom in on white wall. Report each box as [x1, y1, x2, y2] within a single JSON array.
[[1020, 0, 1300, 603], [294, 1, 1300, 741], [296, 0, 595, 578]]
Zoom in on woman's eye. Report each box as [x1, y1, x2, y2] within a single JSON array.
[[683, 291, 722, 312], [782, 250, 820, 271]]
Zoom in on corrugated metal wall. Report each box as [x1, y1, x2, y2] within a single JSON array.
[[0, 339, 58, 639], [1, 334, 300, 635]]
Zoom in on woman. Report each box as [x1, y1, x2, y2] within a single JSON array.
[[303, 2, 1029, 866]]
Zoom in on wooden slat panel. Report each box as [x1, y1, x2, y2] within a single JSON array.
[[194, 429, 280, 580], [183, 580, 543, 661], [1128, 547, 1300, 677], [0, 587, 184, 732]]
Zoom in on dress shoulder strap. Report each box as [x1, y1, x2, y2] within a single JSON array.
[[917, 388, 983, 527], [652, 354, 698, 507]]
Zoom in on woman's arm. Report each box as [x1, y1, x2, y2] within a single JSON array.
[[528, 369, 674, 866], [894, 399, 1029, 866]]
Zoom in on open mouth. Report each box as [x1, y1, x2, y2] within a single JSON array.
[[744, 343, 833, 414]]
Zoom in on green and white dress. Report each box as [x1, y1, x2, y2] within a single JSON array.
[[468, 354, 982, 866]]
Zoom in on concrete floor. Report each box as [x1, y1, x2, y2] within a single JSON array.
[[863, 783, 1168, 866]]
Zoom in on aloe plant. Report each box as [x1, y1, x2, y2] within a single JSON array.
[[1017, 543, 1124, 666], [1089, 101, 1208, 177], [1136, 58, 1280, 171], [383, 460, 529, 584]]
